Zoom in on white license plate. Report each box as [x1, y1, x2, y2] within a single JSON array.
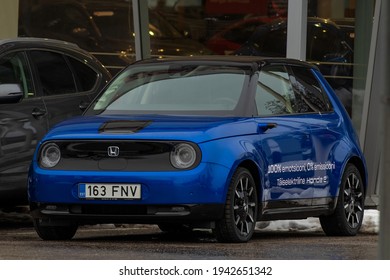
[[78, 183, 141, 200]]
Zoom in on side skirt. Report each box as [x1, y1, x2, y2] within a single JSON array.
[[259, 197, 337, 221]]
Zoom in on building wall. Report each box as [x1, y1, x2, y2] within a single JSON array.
[[0, 0, 19, 39]]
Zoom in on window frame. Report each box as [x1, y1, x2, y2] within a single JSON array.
[[254, 64, 296, 117], [0, 50, 37, 99], [254, 63, 334, 117], [287, 65, 334, 114], [26, 49, 99, 98]]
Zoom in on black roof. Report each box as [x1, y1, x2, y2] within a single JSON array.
[[0, 37, 111, 77], [134, 55, 317, 70], [0, 37, 104, 62], [0, 37, 79, 47], [0, 37, 87, 55]]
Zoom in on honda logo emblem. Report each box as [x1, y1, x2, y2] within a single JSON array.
[[107, 146, 120, 157]]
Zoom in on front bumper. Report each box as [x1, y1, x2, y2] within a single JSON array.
[[28, 162, 231, 224], [29, 162, 230, 203]]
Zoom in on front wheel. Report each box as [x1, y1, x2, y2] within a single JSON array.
[[320, 163, 364, 236], [214, 167, 258, 242], [33, 219, 78, 240]]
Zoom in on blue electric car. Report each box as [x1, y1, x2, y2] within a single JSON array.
[[28, 56, 367, 242]]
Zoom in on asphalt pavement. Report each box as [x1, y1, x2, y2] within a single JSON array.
[[0, 208, 379, 260]]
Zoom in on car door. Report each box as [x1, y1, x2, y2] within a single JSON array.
[[0, 51, 48, 202], [288, 65, 340, 201], [28, 50, 100, 128], [254, 64, 315, 211]]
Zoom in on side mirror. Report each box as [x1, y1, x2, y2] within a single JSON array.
[[0, 83, 24, 104]]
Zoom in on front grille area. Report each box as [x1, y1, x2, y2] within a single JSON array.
[[43, 140, 177, 171], [62, 141, 170, 159]]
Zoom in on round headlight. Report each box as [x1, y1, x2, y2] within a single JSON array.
[[170, 143, 197, 169], [40, 143, 61, 168]]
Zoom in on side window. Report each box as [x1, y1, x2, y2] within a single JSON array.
[[67, 56, 99, 92], [0, 52, 35, 98], [30, 50, 76, 96], [289, 66, 332, 113], [256, 65, 295, 116]]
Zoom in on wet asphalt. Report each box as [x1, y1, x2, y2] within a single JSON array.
[[0, 208, 379, 260]]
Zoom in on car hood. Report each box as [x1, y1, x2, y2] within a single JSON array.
[[44, 115, 258, 144]]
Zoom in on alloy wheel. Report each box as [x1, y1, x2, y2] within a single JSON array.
[[343, 172, 364, 229], [233, 174, 257, 237]]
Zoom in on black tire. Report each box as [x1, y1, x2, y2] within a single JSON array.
[[214, 167, 258, 242], [33, 219, 78, 240], [320, 163, 364, 236], [157, 223, 193, 233]]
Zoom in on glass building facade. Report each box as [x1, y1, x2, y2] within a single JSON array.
[[17, 0, 374, 122], [1, 0, 380, 206]]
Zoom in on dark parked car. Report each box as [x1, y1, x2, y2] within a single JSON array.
[[29, 56, 366, 242], [0, 38, 111, 206]]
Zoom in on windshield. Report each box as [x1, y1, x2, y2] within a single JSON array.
[[86, 62, 251, 116]]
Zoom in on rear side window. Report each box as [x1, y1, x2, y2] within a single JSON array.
[[30, 50, 98, 95], [289, 66, 332, 113], [30, 50, 76, 95], [67, 57, 98, 92], [255, 65, 295, 116]]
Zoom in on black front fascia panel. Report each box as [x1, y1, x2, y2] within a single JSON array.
[[44, 140, 200, 171]]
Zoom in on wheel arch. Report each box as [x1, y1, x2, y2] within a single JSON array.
[[331, 154, 367, 208], [237, 160, 261, 189], [346, 156, 368, 194], [236, 159, 262, 214]]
